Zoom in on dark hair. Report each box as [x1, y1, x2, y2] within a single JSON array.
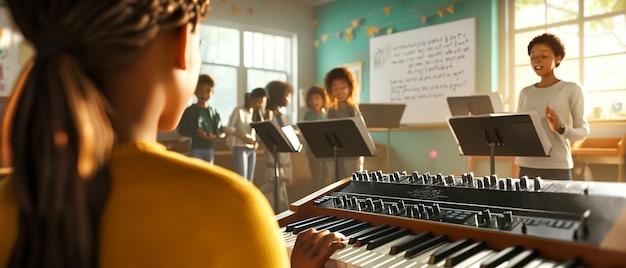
[[5, 1, 209, 267], [197, 74, 215, 88], [527, 33, 566, 67], [324, 67, 360, 108], [306, 85, 327, 110], [244, 88, 267, 108], [265, 81, 294, 111]]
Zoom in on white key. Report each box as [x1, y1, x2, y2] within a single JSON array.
[[522, 258, 544, 268], [348, 235, 416, 268], [451, 249, 495, 268]]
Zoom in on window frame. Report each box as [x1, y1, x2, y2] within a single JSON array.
[[500, 0, 626, 118], [197, 20, 298, 124]]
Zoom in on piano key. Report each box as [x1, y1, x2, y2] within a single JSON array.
[[292, 216, 337, 234], [361, 238, 447, 268], [428, 238, 473, 264], [326, 218, 359, 232], [354, 226, 400, 247], [405, 234, 449, 258], [336, 221, 371, 236], [522, 258, 544, 268], [479, 245, 524, 268], [444, 241, 487, 267], [388, 231, 434, 255], [388, 242, 451, 267], [449, 249, 496, 268], [346, 235, 417, 268], [285, 215, 331, 232], [506, 249, 538, 268], [313, 218, 354, 232], [535, 259, 560, 268], [367, 228, 412, 250], [348, 225, 390, 244]]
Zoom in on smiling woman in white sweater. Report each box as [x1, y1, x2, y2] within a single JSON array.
[[515, 33, 589, 180]]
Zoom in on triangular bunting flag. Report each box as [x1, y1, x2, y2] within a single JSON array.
[[446, 5, 455, 14], [321, 34, 329, 42], [351, 19, 360, 28], [383, 6, 391, 16]]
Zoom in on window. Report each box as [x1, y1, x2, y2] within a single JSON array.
[[194, 24, 294, 123], [505, 0, 626, 118]]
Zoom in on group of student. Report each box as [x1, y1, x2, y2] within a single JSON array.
[[176, 66, 364, 211], [0, 0, 589, 266]]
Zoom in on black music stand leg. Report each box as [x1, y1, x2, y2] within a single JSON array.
[[489, 142, 495, 176], [273, 145, 279, 212], [334, 146, 340, 182]]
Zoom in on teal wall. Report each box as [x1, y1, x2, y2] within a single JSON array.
[[314, 0, 505, 176]]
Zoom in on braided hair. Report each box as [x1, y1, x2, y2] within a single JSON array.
[[5, 1, 209, 267]]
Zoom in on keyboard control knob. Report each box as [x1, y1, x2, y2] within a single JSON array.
[[433, 203, 441, 216], [498, 179, 505, 190], [534, 177, 542, 191], [520, 175, 529, 189], [445, 175, 455, 186], [506, 178, 513, 190], [490, 174, 498, 186], [409, 205, 421, 218], [373, 199, 384, 211], [482, 209, 492, 226], [483, 176, 490, 188]]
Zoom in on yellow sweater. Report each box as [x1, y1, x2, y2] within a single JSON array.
[[0, 141, 289, 267]]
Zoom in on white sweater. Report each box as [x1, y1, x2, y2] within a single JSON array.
[[224, 107, 256, 149], [515, 80, 589, 169]]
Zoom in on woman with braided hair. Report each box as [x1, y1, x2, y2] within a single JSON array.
[[0, 0, 344, 267]]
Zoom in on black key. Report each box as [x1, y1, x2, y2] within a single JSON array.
[[335, 221, 370, 236], [389, 231, 433, 255], [292, 216, 336, 234], [353, 226, 400, 247], [444, 241, 486, 267], [285, 215, 330, 232], [428, 238, 473, 264], [405, 234, 449, 258], [507, 249, 537, 268], [326, 219, 358, 232], [310, 218, 350, 231], [480, 245, 523, 268], [347, 225, 390, 244], [367, 228, 412, 250]]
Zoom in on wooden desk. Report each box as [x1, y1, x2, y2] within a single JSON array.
[[571, 134, 626, 182]]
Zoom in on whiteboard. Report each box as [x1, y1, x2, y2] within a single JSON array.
[[369, 17, 476, 124]]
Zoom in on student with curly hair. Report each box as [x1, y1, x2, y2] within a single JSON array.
[[324, 67, 363, 181]]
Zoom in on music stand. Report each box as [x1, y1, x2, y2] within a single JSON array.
[[297, 117, 376, 181], [359, 103, 406, 172], [447, 112, 552, 176], [447, 95, 494, 116], [251, 121, 303, 212]]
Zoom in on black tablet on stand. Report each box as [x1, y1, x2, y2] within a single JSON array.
[[359, 103, 406, 172], [448, 112, 552, 176], [297, 116, 376, 182], [447, 95, 495, 116]]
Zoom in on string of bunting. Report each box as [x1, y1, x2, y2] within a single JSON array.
[[314, 0, 460, 48], [216, 0, 268, 16]]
